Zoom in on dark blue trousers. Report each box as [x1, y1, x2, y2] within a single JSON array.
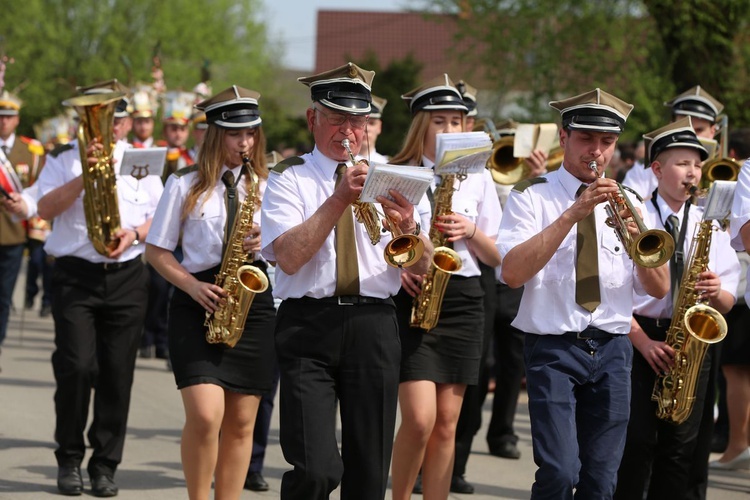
[[0, 243, 24, 345], [525, 333, 633, 500]]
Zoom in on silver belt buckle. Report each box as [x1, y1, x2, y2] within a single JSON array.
[[337, 296, 355, 306]]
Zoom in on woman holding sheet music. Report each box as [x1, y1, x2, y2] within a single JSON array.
[[389, 74, 502, 498]]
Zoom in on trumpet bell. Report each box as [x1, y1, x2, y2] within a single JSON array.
[[631, 229, 675, 268], [384, 234, 425, 268]]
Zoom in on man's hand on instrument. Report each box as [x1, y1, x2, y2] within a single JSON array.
[[400, 270, 423, 297], [332, 162, 368, 205], [377, 189, 417, 235]]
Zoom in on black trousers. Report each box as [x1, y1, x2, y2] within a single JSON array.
[[51, 256, 149, 476], [275, 297, 401, 500], [615, 315, 711, 500], [453, 263, 495, 476], [486, 282, 525, 449]]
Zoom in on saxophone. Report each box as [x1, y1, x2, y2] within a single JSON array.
[[205, 154, 269, 348], [63, 92, 125, 257], [651, 212, 728, 424], [410, 174, 463, 331]]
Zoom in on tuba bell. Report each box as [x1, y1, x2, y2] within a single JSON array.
[[63, 92, 126, 257], [487, 136, 527, 185]]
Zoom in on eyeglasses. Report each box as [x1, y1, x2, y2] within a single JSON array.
[[315, 107, 369, 129]]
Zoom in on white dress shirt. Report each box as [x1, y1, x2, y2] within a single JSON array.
[[416, 156, 502, 278], [622, 160, 658, 200], [147, 164, 264, 274], [261, 146, 421, 300], [634, 194, 739, 318], [731, 158, 750, 304], [498, 165, 648, 335], [37, 140, 163, 262]]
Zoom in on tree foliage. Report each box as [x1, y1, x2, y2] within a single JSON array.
[[417, 0, 750, 140], [350, 52, 424, 157], [0, 0, 296, 140]]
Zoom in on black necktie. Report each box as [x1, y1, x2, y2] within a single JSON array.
[[575, 185, 600, 312], [666, 214, 682, 305], [1, 145, 8, 158], [334, 163, 360, 296], [221, 170, 238, 247]]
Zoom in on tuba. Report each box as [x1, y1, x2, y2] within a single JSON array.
[[205, 154, 269, 348], [410, 174, 463, 331], [63, 92, 126, 257], [488, 135, 527, 185], [652, 211, 728, 424], [590, 161, 675, 268], [341, 139, 424, 267]]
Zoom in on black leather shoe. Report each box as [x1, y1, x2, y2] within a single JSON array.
[[40, 304, 52, 317], [489, 441, 521, 459], [245, 471, 269, 491], [57, 466, 83, 496], [412, 473, 423, 494], [451, 474, 475, 494], [155, 347, 169, 360], [24, 296, 33, 310], [91, 474, 118, 497]]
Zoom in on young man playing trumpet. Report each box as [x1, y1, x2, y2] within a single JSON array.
[[498, 88, 670, 499]]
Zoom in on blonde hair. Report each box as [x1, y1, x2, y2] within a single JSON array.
[[180, 125, 268, 221], [390, 111, 466, 166]]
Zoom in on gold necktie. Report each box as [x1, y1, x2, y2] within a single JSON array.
[[334, 164, 360, 296], [575, 185, 600, 312]]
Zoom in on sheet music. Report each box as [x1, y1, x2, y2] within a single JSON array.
[[434, 132, 492, 175], [513, 123, 558, 158], [119, 147, 168, 179], [359, 163, 433, 204], [703, 180, 736, 221]]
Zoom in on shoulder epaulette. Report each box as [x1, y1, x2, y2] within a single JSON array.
[[271, 156, 304, 174], [621, 184, 643, 203], [512, 177, 547, 193], [49, 143, 74, 158], [173, 164, 199, 178]]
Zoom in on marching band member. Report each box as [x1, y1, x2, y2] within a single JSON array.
[[615, 118, 739, 499], [261, 62, 431, 500], [36, 79, 163, 497], [498, 89, 669, 499], [622, 86, 723, 200], [389, 74, 502, 499], [145, 86, 276, 500]]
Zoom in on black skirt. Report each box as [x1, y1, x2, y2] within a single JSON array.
[[721, 302, 750, 366], [395, 275, 484, 385], [168, 261, 276, 395]]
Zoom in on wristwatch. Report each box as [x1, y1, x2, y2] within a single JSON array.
[[132, 229, 141, 246], [412, 222, 421, 236]]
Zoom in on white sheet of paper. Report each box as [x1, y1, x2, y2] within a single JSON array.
[[119, 147, 168, 179], [359, 163, 433, 204], [513, 123, 558, 158], [703, 180, 736, 221]]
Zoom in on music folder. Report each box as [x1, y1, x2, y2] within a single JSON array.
[[118, 147, 168, 179]]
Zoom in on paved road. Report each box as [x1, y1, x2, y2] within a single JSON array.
[[1, 264, 748, 499]]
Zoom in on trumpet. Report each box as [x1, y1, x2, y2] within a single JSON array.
[[589, 161, 675, 268], [699, 115, 740, 189], [340, 139, 424, 268]]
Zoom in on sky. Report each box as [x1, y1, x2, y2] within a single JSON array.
[[260, 0, 410, 71]]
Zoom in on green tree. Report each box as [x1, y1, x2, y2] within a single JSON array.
[[0, 0, 291, 137], [417, 0, 750, 138]]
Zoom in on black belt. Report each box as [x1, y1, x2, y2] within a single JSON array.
[[634, 314, 671, 330], [287, 295, 393, 306], [57, 255, 142, 272], [561, 326, 618, 340]]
